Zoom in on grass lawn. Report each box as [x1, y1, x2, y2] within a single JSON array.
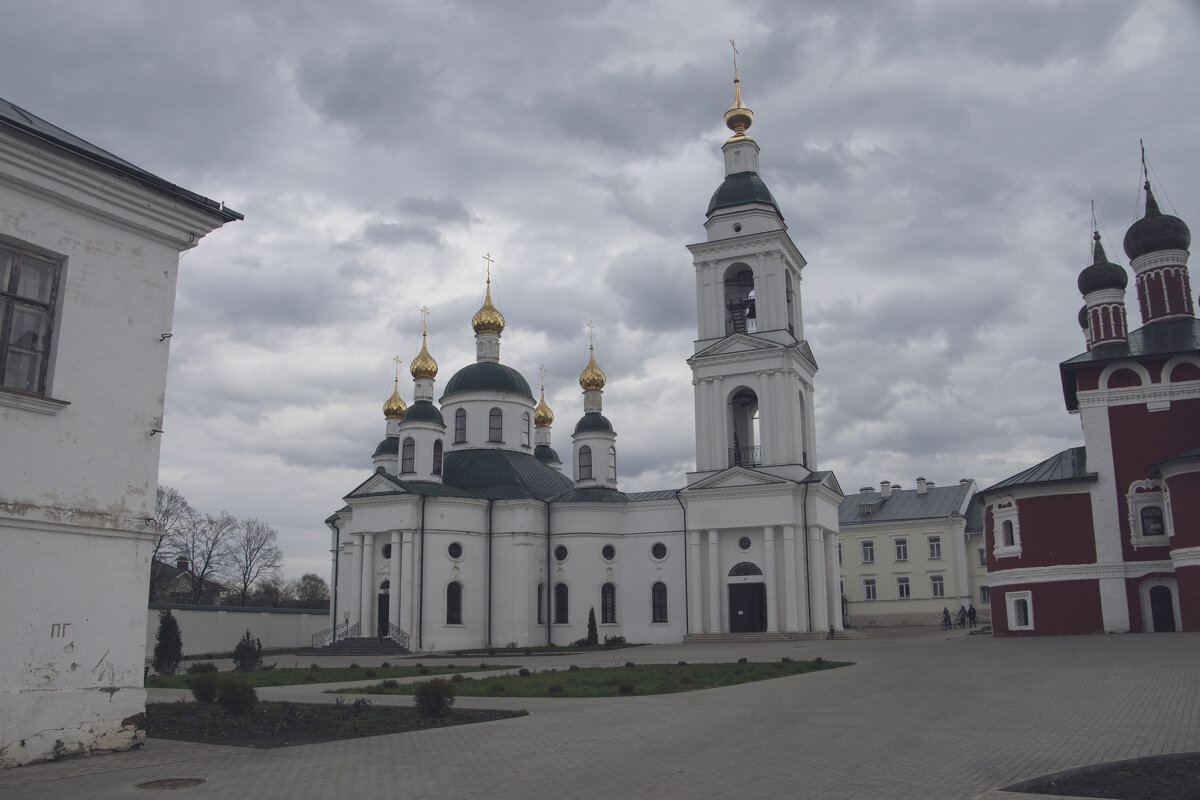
[[146, 701, 525, 748], [342, 658, 850, 698], [146, 662, 487, 689]]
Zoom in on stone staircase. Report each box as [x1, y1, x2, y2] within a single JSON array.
[[684, 628, 870, 644], [301, 636, 411, 657]]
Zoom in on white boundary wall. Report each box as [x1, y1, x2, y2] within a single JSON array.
[[146, 605, 329, 659]]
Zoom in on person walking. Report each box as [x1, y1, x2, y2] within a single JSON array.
[[967, 604, 977, 628]]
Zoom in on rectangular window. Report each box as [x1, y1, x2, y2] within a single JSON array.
[[488, 408, 503, 442], [894, 538, 908, 562], [837, 540, 843, 566], [861, 540, 875, 564], [863, 578, 876, 601], [0, 243, 61, 396], [930, 575, 945, 598], [928, 536, 942, 560], [980, 586, 990, 604], [897, 577, 910, 600], [1007, 591, 1033, 630], [978, 547, 986, 567]]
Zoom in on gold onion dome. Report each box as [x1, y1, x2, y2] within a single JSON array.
[[409, 335, 438, 380], [471, 280, 506, 335], [534, 387, 554, 427], [383, 379, 407, 419], [724, 77, 754, 141], [579, 347, 607, 391]]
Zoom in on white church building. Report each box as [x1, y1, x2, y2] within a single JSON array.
[[325, 78, 844, 650]]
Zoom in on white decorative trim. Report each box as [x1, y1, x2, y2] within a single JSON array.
[[0, 389, 70, 415], [1130, 249, 1189, 274], [1138, 576, 1181, 633], [988, 559, 1175, 585], [991, 497, 1021, 559], [1077, 380, 1200, 410], [1170, 546, 1200, 569], [1099, 361, 1152, 389], [1006, 590, 1034, 630], [1126, 478, 1172, 549]]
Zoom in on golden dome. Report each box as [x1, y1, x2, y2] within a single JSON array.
[[471, 278, 506, 335], [579, 346, 606, 391], [409, 334, 438, 380], [383, 379, 407, 419], [724, 77, 754, 141], [534, 387, 554, 427]]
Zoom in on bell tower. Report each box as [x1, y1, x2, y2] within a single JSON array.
[[686, 66, 819, 481]]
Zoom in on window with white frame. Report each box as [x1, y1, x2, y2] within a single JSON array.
[[521, 412, 531, 447], [454, 409, 467, 443], [1006, 590, 1033, 630], [861, 540, 875, 564], [896, 576, 910, 600], [992, 498, 1022, 558], [928, 536, 942, 560], [488, 407, 503, 442], [1126, 480, 1171, 549], [0, 242, 61, 397], [930, 574, 945, 598], [978, 547, 986, 567], [980, 586, 990, 604], [894, 538, 908, 562], [863, 578, 877, 601]]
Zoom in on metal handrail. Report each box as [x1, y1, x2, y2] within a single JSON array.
[[385, 623, 411, 649], [310, 620, 357, 648], [729, 445, 761, 467]]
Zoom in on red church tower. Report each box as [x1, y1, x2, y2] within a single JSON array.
[[980, 169, 1200, 635]]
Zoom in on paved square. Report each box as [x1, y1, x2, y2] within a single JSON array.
[[3, 629, 1197, 799]]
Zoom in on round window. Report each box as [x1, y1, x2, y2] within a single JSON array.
[[738, 536, 752, 551], [447, 542, 463, 559], [601, 544, 616, 561], [733, 223, 743, 233], [381, 543, 393, 559], [554, 545, 568, 562], [651, 542, 667, 560]]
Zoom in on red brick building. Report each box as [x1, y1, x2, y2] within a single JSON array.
[[980, 175, 1199, 635]]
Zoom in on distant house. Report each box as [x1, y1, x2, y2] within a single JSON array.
[[838, 479, 986, 627], [150, 559, 231, 606], [0, 98, 239, 766]]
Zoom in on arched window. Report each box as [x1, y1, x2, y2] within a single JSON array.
[[729, 387, 760, 467], [537, 583, 545, 624], [724, 264, 755, 335], [454, 409, 466, 443], [601, 583, 616, 624], [489, 407, 503, 442], [578, 445, 592, 480], [522, 412, 531, 447], [651, 582, 668, 623], [432, 440, 443, 475], [1002, 520, 1015, 547], [401, 438, 415, 473], [446, 581, 463, 625], [785, 273, 796, 336], [554, 582, 569, 624], [729, 562, 763, 576], [1014, 597, 1029, 627], [608, 446, 617, 481]]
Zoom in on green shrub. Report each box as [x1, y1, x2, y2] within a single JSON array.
[[418, 666, 430, 675], [232, 630, 262, 672], [413, 679, 456, 717], [603, 634, 626, 646], [737, 656, 748, 664], [152, 610, 183, 675], [186, 662, 218, 674], [547, 684, 565, 695], [677, 661, 687, 666], [451, 673, 464, 682], [569, 664, 580, 672], [479, 663, 488, 669], [524, 649, 532, 655], [303, 673, 315, 682], [188, 672, 221, 704], [381, 661, 390, 668], [217, 678, 257, 715], [310, 663, 320, 670], [365, 669, 376, 677], [680, 676, 694, 684], [350, 663, 361, 669], [780, 656, 793, 664], [586, 607, 599, 646], [625, 661, 635, 668], [381, 679, 398, 689], [491, 682, 505, 693], [518, 668, 531, 677], [815, 657, 824, 669], [619, 683, 636, 695]]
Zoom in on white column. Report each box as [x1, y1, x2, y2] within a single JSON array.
[[763, 526, 779, 631], [711, 377, 724, 469], [782, 524, 800, 631], [807, 526, 827, 630], [693, 379, 708, 472], [825, 531, 841, 631], [401, 531, 416, 635], [360, 532, 376, 636], [389, 530, 401, 636], [349, 533, 364, 630], [687, 530, 704, 633], [707, 529, 721, 632]]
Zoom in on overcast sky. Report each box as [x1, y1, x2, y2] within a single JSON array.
[[5, 0, 1198, 579]]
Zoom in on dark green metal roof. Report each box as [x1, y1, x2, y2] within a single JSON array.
[[1059, 317, 1200, 410], [373, 436, 399, 457], [706, 171, 780, 217], [555, 487, 630, 503], [573, 412, 614, 434], [534, 443, 561, 463], [981, 447, 1096, 495], [403, 400, 444, 425], [443, 448, 574, 500], [441, 361, 534, 400]]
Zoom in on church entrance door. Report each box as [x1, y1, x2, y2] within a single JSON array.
[[728, 583, 767, 633], [1150, 585, 1176, 632], [377, 593, 389, 637]]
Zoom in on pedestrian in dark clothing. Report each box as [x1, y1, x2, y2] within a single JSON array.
[[967, 604, 977, 627]]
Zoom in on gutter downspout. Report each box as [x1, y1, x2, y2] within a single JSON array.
[[417, 494, 427, 651], [802, 480, 811, 632], [675, 491, 689, 635], [545, 499, 553, 646], [486, 499, 494, 649], [330, 520, 340, 644]]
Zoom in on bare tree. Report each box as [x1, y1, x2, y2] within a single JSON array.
[[170, 511, 237, 605], [250, 574, 296, 607], [294, 572, 330, 605], [151, 485, 197, 601], [229, 518, 285, 605]]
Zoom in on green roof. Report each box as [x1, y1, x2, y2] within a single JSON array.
[[403, 400, 444, 425], [706, 171, 780, 217], [981, 447, 1096, 494], [573, 412, 614, 434], [373, 436, 399, 457], [443, 448, 573, 500], [442, 361, 534, 400]]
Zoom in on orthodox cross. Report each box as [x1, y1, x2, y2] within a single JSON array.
[[482, 252, 494, 281], [730, 38, 739, 80], [392, 354, 401, 382], [420, 305, 430, 335], [539, 363, 547, 392]]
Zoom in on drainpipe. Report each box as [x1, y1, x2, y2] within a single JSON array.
[[330, 520, 340, 644], [417, 494, 427, 651], [545, 499, 553, 646], [802, 480, 811, 631], [675, 491, 689, 634], [487, 498, 494, 649]]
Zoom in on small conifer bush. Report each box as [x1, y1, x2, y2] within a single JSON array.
[[187, 672, 221, 704], [414, 678, 456, 717], [186, 662, 218, 674], [152, 610, 184, 675], [518, 668, 531, 677], [232, 630, 263, 672], [217, 678, 258, 715]]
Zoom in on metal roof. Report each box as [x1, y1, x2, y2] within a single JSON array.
[[0, 97, 242, 223], [555, 487, 630, 503], [442, 448, 573, 500], [706, 170, 781, 217], [980, 446, 1096, 495], [441, 362, 534, 401], [838, 481, 974, 526], [1060, 318, 1200, 410]]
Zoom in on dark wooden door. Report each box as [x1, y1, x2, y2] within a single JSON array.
[[728, 583, 767, 633], [378, 593, 389, 638], [1150, 586, 1176, 632]]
